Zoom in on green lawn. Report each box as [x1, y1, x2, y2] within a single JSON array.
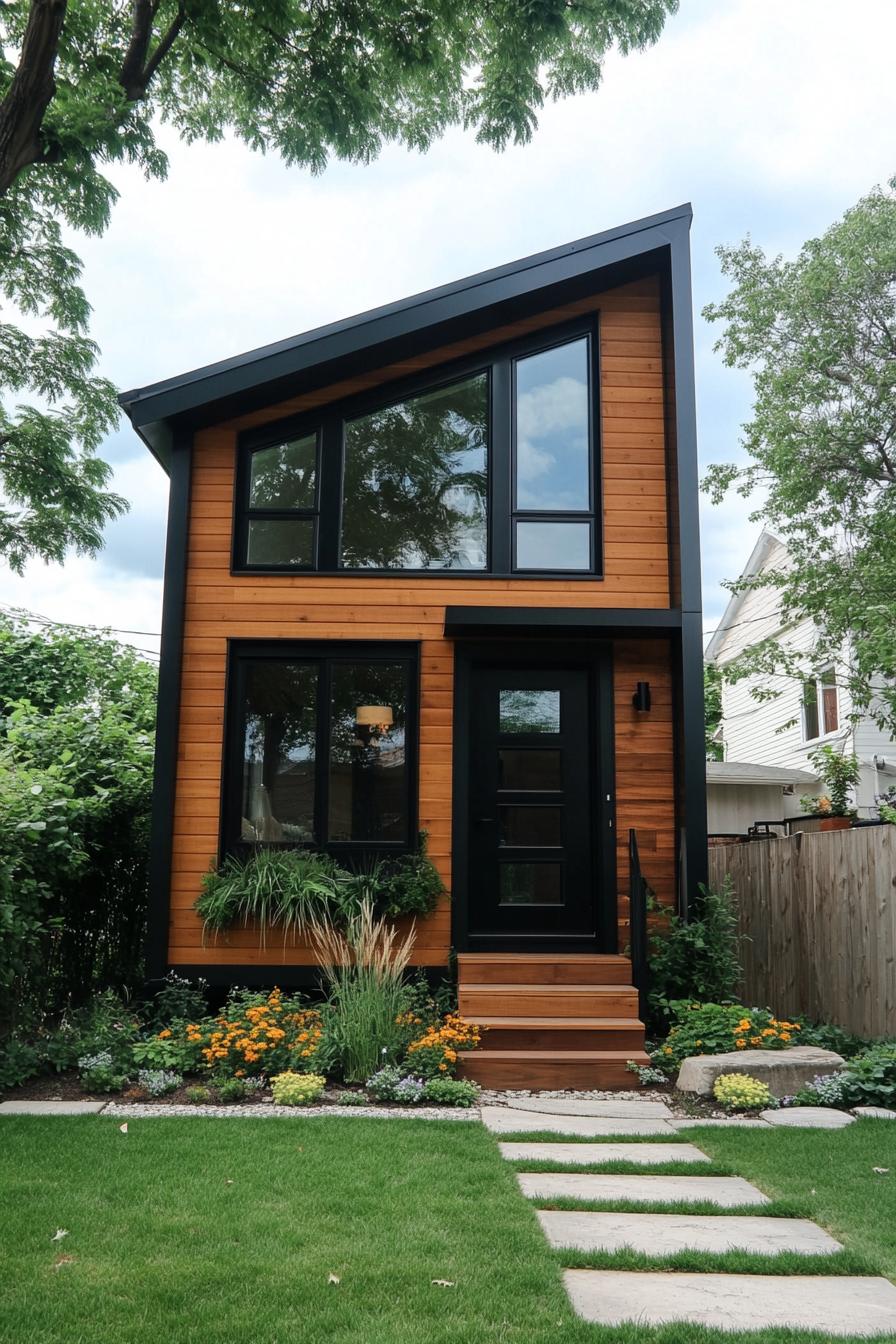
[[0, 1116, 894, 1344]]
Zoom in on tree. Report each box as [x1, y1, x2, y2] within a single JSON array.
[[704, 662, 723, 761], [703, 178, 896, 732], [0, 0, 677, 573]]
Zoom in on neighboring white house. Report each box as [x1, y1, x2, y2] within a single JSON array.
[[705, 530, 896, 828]]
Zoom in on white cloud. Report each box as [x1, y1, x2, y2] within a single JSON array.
[[3, 0, 895, 644]]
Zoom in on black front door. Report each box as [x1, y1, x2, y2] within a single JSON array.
[[459, 648, 614, 949]]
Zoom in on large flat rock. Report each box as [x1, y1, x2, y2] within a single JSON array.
[[539, 1209, 842, 1255], [499, 1141, 710, 1166], [517, 1172, 768, 1206], [761, 1106, 855, 1128], [480, 1106, 672, 1137], [504, 1097, 673, 1119], [854, 1106, 896, 1120], [0, 1100, 106, 1115], [563, 1270, 896, 1334], [677, 1046, 844, 1098]]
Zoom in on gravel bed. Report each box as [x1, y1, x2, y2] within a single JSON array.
[[102, 1102, 478, 1121]]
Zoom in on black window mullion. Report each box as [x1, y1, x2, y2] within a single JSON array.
[[317, 416, 342, 571], [490, 358, 511, 573], [314, 658, 330, 847]]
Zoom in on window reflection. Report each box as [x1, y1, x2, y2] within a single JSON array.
[[515, 339, 590, 512]]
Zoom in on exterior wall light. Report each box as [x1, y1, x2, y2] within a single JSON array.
[[632, 681, 651, 713]]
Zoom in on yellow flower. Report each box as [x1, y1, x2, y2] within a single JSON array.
[[735, 1039, 746, 1049]]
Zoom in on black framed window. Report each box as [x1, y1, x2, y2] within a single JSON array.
[[233, 318, 601, 578], [225, 642, 418, 853]]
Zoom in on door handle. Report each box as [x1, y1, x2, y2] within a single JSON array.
[[475, 816, 496, 824]]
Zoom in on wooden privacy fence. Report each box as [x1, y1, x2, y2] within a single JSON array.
[[708, 825, 896, 1039]]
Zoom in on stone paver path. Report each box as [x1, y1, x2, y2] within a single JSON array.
[[481, 1106, 672, 1137], [760, 1106, 855, 1128], [499, 1140, 710, 1165], [0, 1100, 105, 1115], [538, 1209, 842, 1255], [499, 1097, 896, 1335], [517, 1172, 768, 1206], [563, 1270, 896, 1334], [503, 1097, 673, 1119]]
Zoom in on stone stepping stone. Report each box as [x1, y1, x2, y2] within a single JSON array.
[[563, 1270, 896, 1334], [517, 1172, 768, 1206], [481, 1106, 672, 1137], [499, 1141, 710, 1166], [854, 1106, 896, 1120], [761, 1106, 855, 1128], [669, 1117, 771, 1129], [538, 1209, 841, 1255], [504, 1097, 673, 1119], [0, 1100, 106, 1115]]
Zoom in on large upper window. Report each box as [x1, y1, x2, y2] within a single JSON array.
[[341, 374, 488, 570], [802, 667, 839, 741], [234, 321, 600, 576], [228, 645, 416, 851]]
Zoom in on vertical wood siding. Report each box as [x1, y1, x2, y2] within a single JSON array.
[[168, 277, 676, 966]]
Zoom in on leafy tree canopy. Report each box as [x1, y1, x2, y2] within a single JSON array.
[[0, 0, 677, 572], [704, 662, 723, 761], [703, 178, 896, 733]]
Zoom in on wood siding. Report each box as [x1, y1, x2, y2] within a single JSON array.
[[168, 276, 676, 967]]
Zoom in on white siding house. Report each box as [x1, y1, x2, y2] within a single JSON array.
[[706, 530, 896, 823]]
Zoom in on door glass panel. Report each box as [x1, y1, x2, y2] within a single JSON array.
[[499, 806, 562, 847], [498, 749, 562, 791], [249, 434, 317, 509], [247, 518, 314, 567], [515, 338, 590, 511], [241, 661, 318, 842], [327, 662, 407, 842], [499, 863, 563, 906], [341, 373, 488, 570], [516, 520, 590, 571], [499, 689, 560, 734]]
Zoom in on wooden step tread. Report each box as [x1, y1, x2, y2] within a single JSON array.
[[472, 1016, 644, 1029], [461, 983, 634, 993], [468, 1049, 648, 1061], [458, 954, 629, 965]]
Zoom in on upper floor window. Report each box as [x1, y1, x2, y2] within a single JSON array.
[[233, 322, 601, 577], [803, 667, 839, 741]]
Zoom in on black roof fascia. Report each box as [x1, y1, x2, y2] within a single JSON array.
[[444, 606, 683, 638], [120, 204, 692, 460]]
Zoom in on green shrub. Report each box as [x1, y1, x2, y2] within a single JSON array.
[[313, 903, 415, 1082], [271, 1072, 326, 1106], [788, 1073, 849, 1107], [78, 1050, 129, 1093], [646, 879, 742, 1031], [367, 837, 445, 920], [131, 1029, 205, 1075], [799, 1021, 869, 1059], [653, 1002, 803, 1074], [185, 1085, 212, 1104], [802, 746, 861, 816], [136, 1068, 181, 1097], [713, 1073, 773, 1111], [336, 1090, 368, 1106], [421, 1077, 479, 1108], [144, 972, 208, 1030], [840, 1042, 896, 1108], [0, 1037, 41, 1089], [217, 1077, 248, 1103], [366, 1065, 425, 1103]]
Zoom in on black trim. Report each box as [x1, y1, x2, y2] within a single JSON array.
[[145, 431, 192, 981], [230, 317, 603, 581], [120, 205, 692, 443], [444, 606, 682, 637], [220, 640, 420, 860], [451, 640, 616, 953]]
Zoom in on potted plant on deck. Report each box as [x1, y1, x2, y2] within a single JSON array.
[[798, 746, 861, 831]]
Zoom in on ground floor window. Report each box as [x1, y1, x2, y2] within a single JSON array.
[[224, 642, 418, 853]]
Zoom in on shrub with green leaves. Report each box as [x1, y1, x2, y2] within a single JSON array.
[[645, 879, 742, 1031], [271, 1072, 326, 1106], [840, 1042, 896, 1108], [196, 849, 347, 943], [713, 1073, 773, 1111], [144, 972, 208, 1031], [366, 1066, 425, 1104], [652, 1002, 803, 1074], [136, 1068, 182, 1097], [421, 1077, 479, 1108], [78, 1050, 129, 1094], [185, 1085, 212, 1104], [787, 1072, 849, 1108], [131, 1030, 205, 1075]]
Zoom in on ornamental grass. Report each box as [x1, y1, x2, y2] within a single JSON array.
[[310, 901, 416, 1082]]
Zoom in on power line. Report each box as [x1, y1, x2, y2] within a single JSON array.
[[0, 604, 161, 659]]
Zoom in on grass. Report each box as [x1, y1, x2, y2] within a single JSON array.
[[1, 1115, 894, 1344]]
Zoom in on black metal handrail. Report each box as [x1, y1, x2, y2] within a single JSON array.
[[629, 828, 649, 1022]]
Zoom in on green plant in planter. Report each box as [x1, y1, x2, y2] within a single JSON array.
[[801, 746, 861, 817], [195, 848, 347, 944]]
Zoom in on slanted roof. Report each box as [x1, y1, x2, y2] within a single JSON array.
[[119, 203, 693, 469], [704, 529, 783, 662], [706, 760, 819, 787]]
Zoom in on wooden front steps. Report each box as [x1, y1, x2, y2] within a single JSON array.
[[457, 953, 649, 1089]]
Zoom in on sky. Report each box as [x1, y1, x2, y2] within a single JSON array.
[[2, 0, 895, 659]]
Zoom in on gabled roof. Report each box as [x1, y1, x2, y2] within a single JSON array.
[[119, 203, 693, 468], [704, 529, 783, 662]]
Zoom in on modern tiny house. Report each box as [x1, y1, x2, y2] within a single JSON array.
[[121, 205, 707, 1087]]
